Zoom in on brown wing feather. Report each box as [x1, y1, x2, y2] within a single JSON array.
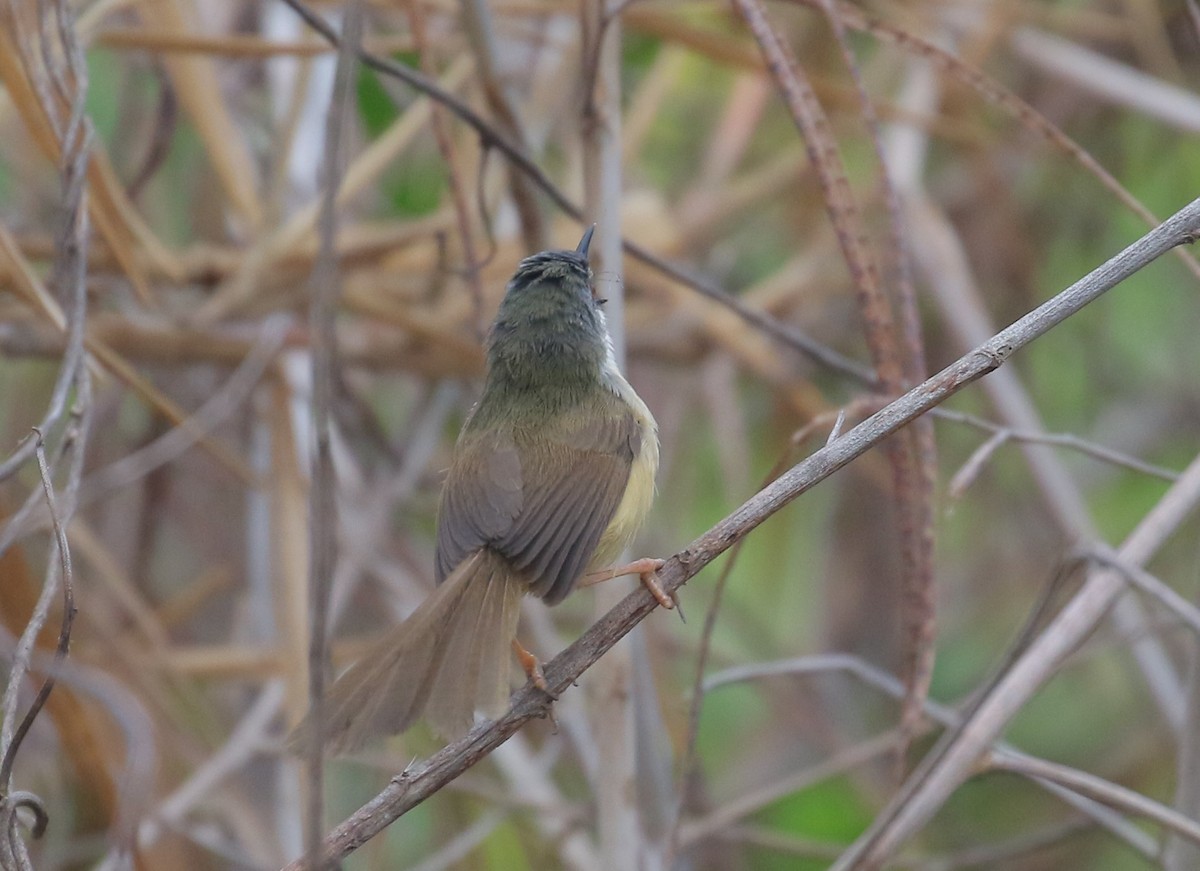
[[435, 393, 642, 604], [435, 432, 523, 581]]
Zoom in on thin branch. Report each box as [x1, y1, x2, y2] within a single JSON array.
[[580, 0, 646, 865], [277, 189, 1200, 871], [813, 0, 944, 772], [831, 438, 1200, 868], [730, 0, 897, 381], [665, 411, 846, 866], [716, 816, 1093, 870], [701, 653, 1159, 858], [0, 4, 91, 860], [934, 408, 1180, 484], [278, 0, 870, 383], [1, 789, 44, 870], [908, 179, 1185, 728], [678, 731, 898, 847], [302, 5, 360, 868], [1081, 548, 1200, 637], [1009, 28, 1200, 134], [816, 0, 944, 768], [407, 809, 506, 871], [77, 317, 288, 503], [404, 0, 485, 330], [784, 0, 1200, 284], [456, 0, 546, 251], [1167, 578, 1200, 871], [946, 429, 1009, 500], [0, 433, 78, 792], [986, 752, 1200, 848], [25, 655, 158, 866], [731, 0, 937, 765], [913, 818, 1094, 871], [0, 10, 92, 485]]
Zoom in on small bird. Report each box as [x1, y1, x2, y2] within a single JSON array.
[[293, 227, 666, 753]]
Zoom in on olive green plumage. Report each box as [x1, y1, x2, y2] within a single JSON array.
[[291, 228, 658, 752], [437, 251, 639, 605]]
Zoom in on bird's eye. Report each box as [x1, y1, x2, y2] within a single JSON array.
[[595, 297, 608, 306]]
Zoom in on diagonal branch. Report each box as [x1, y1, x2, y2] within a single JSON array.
[[832, 403, 1200, 867], [276, 196, 1200, 871], [730, 0, 938, 767]]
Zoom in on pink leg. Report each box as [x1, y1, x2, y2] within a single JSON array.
[[512, 638, 551, 694], [581, 557, 674, 609]]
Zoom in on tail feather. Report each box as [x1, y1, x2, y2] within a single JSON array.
[[426, 551, 523, 737], [288, 550, 523, 755]]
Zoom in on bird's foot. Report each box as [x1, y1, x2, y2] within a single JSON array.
[[582, 557, 676, 610], [512, 638, 555, 698]]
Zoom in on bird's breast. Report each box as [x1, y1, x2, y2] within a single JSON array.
[[589, 365, 659, 570]]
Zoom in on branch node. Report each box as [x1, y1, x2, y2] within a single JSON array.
[[977, 343, 1014, 369]]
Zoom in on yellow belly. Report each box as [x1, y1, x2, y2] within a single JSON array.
[[589, 372, 659, 570]]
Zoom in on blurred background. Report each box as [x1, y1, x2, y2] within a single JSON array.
[[0, 0, 1198, 868]]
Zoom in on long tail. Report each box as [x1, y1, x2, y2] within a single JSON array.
[[288, 550, 524, 755]]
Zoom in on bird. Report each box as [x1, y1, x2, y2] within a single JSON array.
[[291, 226, 667, 754]]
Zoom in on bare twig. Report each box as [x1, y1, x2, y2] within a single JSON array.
[[1080, 548, 1200, 637], [0, 1, 92, 861], [278, 190, 1200, 871], [665, 410, 848, 866], [911, 189, 1185, 729], [1, 789, 45, 870], [665, 517, 751, 864], [0, 0, 92, 486], [678, 730, 898, 847], [1167, 569, 1200, 871], [815, 0, 941, 770], [934, 408, 1180, 485], [407, 809, 507, 871], [78, 317, 289, 503], [701, 653, 1159, 857], [0, 379, 90, 865], [0, 433, 78, 792], [831, 438, 1200, 869], [24, 655, 157, 868], [278, 0, 871, 383], [301, 5, 360, 868], [579, 2, 653, 864], [731, 0, 898, 382], [457, 0, 546, 251], [946, 429, 1009, 500], [126, 65, 177, 202], [731, 0, 937, 765], [1009, 28, 1200, 134], [784, 0, 1200, 283], [986, 752, 1200, 847], [405, 0, 485, 330]]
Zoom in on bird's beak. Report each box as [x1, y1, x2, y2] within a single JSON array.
[[576, 225, 596, 257]]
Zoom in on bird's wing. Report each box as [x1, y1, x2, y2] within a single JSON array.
[[435, 394, 641, 605]]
